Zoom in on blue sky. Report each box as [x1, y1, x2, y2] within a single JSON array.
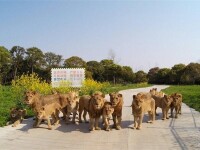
[[1, 0, 200, 72]]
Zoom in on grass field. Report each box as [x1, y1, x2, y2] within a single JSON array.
[[162, 85, 200, 112], [0, 83, 150, 127]]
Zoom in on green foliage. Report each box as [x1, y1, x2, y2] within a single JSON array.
[[64, 56, 86, 68], [80, 79, 111, 95], [162, 85, 200, 112], [0, 46, 12, 84], [0, 86, 16, 126]]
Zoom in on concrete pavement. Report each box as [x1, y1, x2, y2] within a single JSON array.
[[0, 85, 200, 150]]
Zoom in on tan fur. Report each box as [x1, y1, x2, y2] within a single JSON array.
[[170, 93, 182, 118], [88, 91, 105, 131], [78, 95, 91, 123], [150, 88, 164, 97], [24, 91, 68, 127], [109, 92, 124, 130], [152, 95, 173, 120], [64, 91, 79, 124], [36, 103, 61, 130], [131, 92, 155, 130], [102, 101, 114, 131], [7, 108, 26, 127]]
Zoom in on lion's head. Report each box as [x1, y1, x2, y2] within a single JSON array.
[[109, 92, 123, 107], [163, 95, 173, 106], [171, 93, 182, 106], [103, 102, 114, 117], [132, 94, 144, 109], [91, 91, 105, 110], [10, 108, 26, 119], [24, 91, 39, 105], [66, 91, 79, 108]]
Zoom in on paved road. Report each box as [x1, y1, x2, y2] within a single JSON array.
[[0, 85, 200, 150]]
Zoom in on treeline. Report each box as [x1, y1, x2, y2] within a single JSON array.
[[1, 46, 200, 85]]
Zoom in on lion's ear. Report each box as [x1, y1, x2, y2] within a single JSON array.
[[32, 91, 37, 95], [101, 93, 105, 98], [109, 93, 112, 97], [118, 93, 122, 98], [164, 95, 167, 98], [133, 95, 136, 99]]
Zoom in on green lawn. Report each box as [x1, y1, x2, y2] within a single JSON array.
[[0, 86, 16, 126], [162, 85, 200, 112]]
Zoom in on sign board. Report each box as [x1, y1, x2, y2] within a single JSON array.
[[51, 68, 85, 87]]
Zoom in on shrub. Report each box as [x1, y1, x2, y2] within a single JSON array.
[[80, 79, 111, 95]]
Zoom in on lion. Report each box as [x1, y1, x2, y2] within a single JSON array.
[[109, 92, 124, 130], [88, 91, 105, 131], [78, 95, 91, 123], [150, 88, 164, 97], [170, 93, 182, 118], [151, 94, 173, 120], [64, 91, 79, 124], [36, 103, 61, 130], [102, 101, 114, 131], [131, 92, 155, 130], [24, 90, 68, 126], [6, 108, 27, 127]]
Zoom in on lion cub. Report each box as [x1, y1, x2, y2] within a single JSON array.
[[36, 103, 61, 130], [102, 102, 114, 131], [7, 108, 27, 127]]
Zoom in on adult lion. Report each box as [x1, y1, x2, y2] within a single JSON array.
[[78, 95, 91, 123], [170, 93, 182, 118], [88, 91, 105, 131], [151, 94, 173, 120], [109, 92, 123, 130], [131, 92, 155, 130]]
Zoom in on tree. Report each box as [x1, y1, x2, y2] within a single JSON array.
[[44, 52, 62, 68], [156, 68, 171, 84], [100, 59, 122, 84], [121, 66, 135, 83], [180, 63, 200, 84], [0, 46, 12, 84], [87, 61, 104, 81], [169, 64, 186, 84], [135, 70, 148, 83], [147, 67, 160, 84], [10, 46, 26, 79], [64, 56, 86, 68], [26, 47, 45, 73]]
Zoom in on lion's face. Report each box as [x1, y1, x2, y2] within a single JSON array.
[[24, 91, 38, 105], [172, 93, 182, 106], [104, 103, 114, 117], [133, 94, 144, 109], [163, 95, 173, 105], [67, 91, 79, 108], [91, 94, 104, 110], [10, 108, 24, 118], [149, 88, 157, 96], [109, 93, 123, 107]]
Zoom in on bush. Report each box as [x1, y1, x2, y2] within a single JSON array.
[[80, 79, 111, 95]]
